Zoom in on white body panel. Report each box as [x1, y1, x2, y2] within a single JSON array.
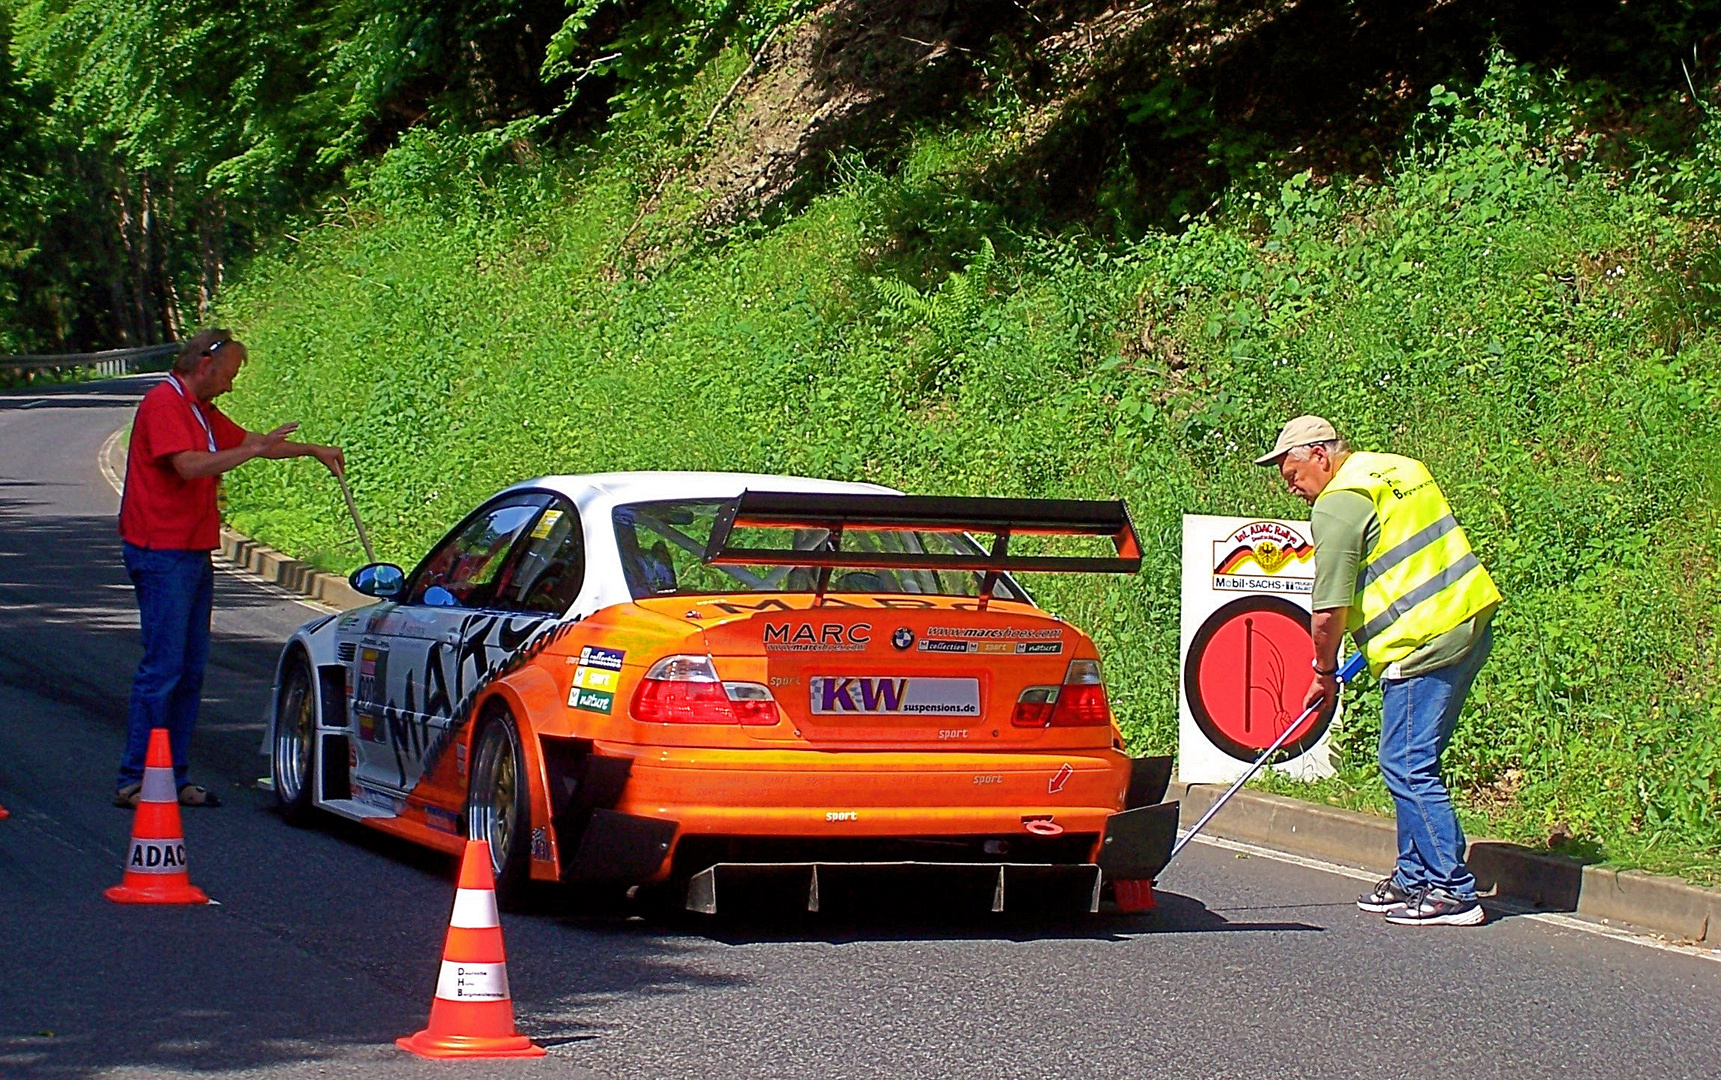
[[266, 471, 901, 823]]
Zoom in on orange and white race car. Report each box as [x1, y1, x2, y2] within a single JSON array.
[[267, 473, 1178, 914]]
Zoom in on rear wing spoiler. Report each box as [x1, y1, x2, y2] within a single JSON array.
[[702, 492, 1142, 587]]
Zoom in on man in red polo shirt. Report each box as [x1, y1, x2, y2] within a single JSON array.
[[115, 328, 345, 809]]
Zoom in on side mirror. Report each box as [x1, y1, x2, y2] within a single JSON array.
[[349, 563, 405, 599]]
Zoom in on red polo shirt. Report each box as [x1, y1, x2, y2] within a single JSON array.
[[119, 377, 247, 550]]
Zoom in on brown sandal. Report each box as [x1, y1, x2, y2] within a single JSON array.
[[177, 784, 222, 808], [112, 783, 141, 809]]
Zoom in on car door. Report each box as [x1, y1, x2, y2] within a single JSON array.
[[351, 492, 551, 805]]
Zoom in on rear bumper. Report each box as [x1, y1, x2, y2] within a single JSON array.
[[608, 742, 1130, 833], [548, 739, 1178, 897], [605, 743, 1127, 879]]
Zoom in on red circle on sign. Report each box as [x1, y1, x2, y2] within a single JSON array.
[[1184, 595, 1336, 762]]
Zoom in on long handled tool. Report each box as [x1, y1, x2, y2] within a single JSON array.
[[1167, 649, 1367, 864], [336, 472, 376, 565]]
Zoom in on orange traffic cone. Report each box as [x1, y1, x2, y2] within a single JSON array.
[[104, 728, 208, 905], [1113, 878, 1157, 912], [0, 801, 9, 820], [397, 839, 544, 1059]]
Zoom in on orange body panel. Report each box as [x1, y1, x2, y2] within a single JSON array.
[[357, 593, 1136, 884]]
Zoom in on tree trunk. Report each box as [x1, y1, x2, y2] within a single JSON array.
[[138, 171, 162, 344], [115, 169, 152, 345], [158, 172, 185, 339], [199, 191, 225, 318], [87, 158, 133, 346]]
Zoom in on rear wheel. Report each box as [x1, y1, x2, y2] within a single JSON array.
[[272, 654, 318, 827], [467, 708, 531, 907]]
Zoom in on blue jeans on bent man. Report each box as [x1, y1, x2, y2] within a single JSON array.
[[1379, 623, 1493, 900], [117, 543, 214, 790]]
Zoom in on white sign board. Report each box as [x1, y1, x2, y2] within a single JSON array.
[[1178, 515, 1338, 784]]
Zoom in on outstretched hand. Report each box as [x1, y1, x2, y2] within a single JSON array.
[[313, 444, 347, 478], [260, 422, 299, 451]]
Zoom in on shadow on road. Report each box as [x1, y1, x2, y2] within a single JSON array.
[[0, 487, 299, 788], [539, 888, 1323, 946]]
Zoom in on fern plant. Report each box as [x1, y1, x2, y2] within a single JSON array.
[[872, 236, 997, 396]]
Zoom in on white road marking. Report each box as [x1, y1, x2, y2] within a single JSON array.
[[1184, 831, 1721, 965], [99, 424, 332, 615], [97, 425, 126, 493]]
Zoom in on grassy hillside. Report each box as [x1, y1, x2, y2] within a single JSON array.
[[219, 55, 1721, 883]]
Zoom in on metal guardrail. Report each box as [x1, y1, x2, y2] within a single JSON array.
[[0, 343, 180, 375]]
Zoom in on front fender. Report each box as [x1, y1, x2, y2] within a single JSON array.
[[471, 664, 563, 878], [259, 611, 347, 757]]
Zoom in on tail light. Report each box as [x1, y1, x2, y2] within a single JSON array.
[[1011, 686, 1058, 727], [629, 655, 778, 726], [1011, 659, 1111, 728]]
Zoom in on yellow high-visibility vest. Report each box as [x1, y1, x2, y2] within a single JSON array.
[[1318, 451, 1501, 674]]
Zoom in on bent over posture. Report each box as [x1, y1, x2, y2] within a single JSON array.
[[114, 329, 345, 809], [1257, 416, 1500, 926]]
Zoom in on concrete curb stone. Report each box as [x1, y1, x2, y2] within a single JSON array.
[[1172, 780, 1721, 944], [218, 526, 366, 610]]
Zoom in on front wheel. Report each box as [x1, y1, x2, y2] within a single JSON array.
[[466, 708, 532, 907], [272, 653, 318, 827]]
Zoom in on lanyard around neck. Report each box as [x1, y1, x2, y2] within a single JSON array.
[[166, 375, 218, 453]]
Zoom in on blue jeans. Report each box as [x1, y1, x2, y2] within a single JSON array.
[[117, 544, 214, 790], [1378, 623, 1492, 900]]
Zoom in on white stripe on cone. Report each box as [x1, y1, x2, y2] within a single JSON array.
[[141, 766, 176, 804], [449, 887, 500, 929], [435, 960, 509, 1001]]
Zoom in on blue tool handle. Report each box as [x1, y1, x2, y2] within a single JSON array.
[[1336, 650, 1366, 683]]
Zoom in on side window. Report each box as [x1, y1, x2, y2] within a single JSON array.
[[492, 500, 586, 614], [406, 494, 551, 608]]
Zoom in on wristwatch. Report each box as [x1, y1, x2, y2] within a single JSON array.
[[1311, 659, 1337, 676]]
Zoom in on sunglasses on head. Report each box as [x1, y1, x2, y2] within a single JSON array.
[[205, 338, 229, 356]]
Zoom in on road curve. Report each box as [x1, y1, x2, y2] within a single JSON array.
[[1, 376, 1718, 1080]]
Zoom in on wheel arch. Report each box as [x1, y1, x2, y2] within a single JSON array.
[[263, 617, 345, 756], [468, 664, 561, 880]]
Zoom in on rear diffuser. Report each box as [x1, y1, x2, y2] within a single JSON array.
[[684, 861, 1103, 916]]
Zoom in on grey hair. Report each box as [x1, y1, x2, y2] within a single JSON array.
[[1287, 438, 1350, 459], [175, 328, 236, 373]]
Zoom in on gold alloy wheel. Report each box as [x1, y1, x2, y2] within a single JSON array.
[[273, 660, 315, 808], [468, 715, 522, 881]]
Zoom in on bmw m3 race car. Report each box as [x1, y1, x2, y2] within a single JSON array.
[[266, 472, 1179, 914]]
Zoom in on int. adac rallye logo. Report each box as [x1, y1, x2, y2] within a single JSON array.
[[1212, 520, 1314, 594], [891, 627, 915, 650]]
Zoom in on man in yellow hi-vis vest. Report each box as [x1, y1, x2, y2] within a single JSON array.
[[1257, 416, 1500, 926]]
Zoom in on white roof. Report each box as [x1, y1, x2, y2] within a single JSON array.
[[493, 472, 907, 614], [509, 471, 901, 506]]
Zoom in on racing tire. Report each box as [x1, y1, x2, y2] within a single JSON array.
[[272, 653, 319, 827], [467, 707, 532, 909]]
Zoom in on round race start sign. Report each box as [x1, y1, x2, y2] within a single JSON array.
[[1181, 594, 1336, 763]]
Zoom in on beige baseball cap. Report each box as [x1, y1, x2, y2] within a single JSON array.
[[1255, 415, 1339, 465]]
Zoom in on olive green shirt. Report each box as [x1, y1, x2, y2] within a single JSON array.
[[1310, 489, 1494, 678]]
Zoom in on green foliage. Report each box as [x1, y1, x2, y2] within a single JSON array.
[[221, 53, 1721, 882], [872, 236, 998, 397]]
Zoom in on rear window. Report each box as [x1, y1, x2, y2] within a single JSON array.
[[612, 499, 1027, 602]]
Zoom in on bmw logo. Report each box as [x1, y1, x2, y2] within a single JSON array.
[[891, 627, 915, 651]]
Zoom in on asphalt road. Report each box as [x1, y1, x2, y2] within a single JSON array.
[[2, 375, 1718, 1080]]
